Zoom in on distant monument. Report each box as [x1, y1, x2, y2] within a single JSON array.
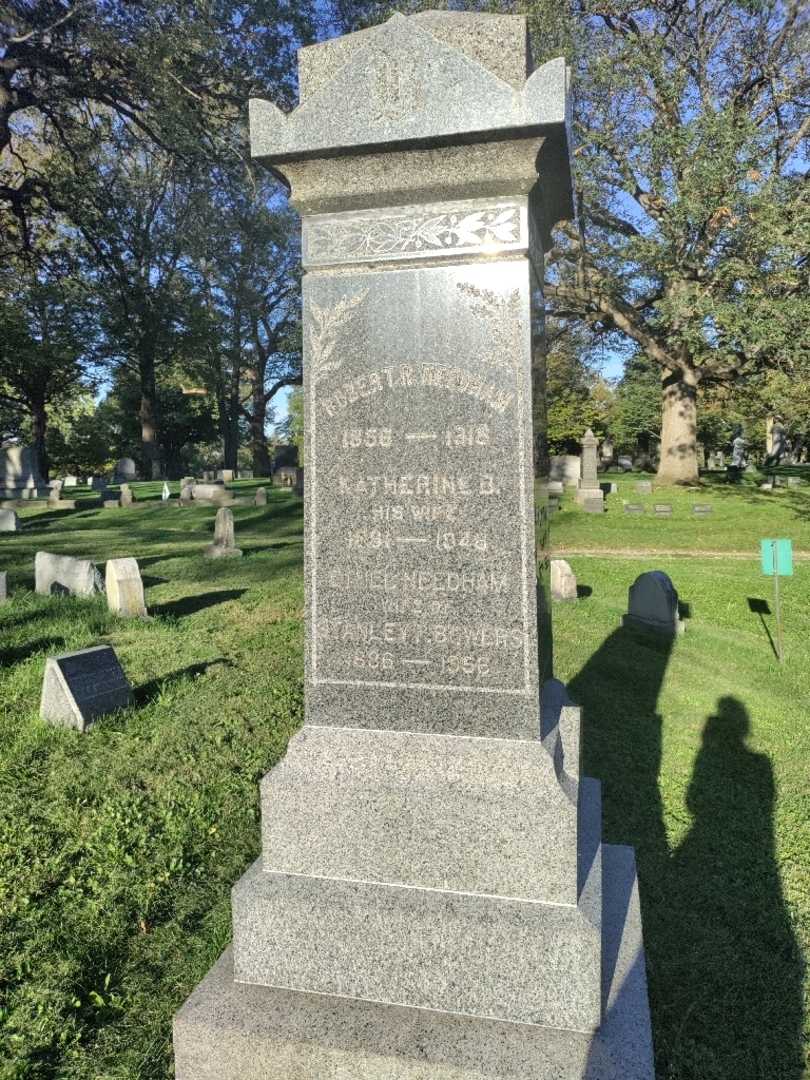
[[174, 13, 653, 1080], [575, 429, 604, 512], [1, 443, 44, 499], [114, 457, 138, 482]]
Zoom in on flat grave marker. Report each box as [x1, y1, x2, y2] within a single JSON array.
[[40, 645, 132, 731]]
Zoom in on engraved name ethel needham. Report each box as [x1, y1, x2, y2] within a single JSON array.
[[307, 259, 534, 697]]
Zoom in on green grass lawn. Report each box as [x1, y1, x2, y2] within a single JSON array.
[[0, 479, 807, 1078], [551, 469, 810, 554]]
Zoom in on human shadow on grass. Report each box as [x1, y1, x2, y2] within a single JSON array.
[[570, 626, 803, 1078], [150, 589, 246, 619], [653, 697, 804, 1079], [134, 658, 232, 706]]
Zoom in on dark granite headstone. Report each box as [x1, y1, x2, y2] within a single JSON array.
[[40, 645, 132, 731], [622, 570, 683, 637]]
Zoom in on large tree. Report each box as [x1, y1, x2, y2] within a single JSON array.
[[539, 0, 808, 483], [0, 258, 95, 478]]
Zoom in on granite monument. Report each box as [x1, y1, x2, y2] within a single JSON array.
[[575, 429, 604, 512], [622, 570, 684, 636], [174, 14, 653, 1079]]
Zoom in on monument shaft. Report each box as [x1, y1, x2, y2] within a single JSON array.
[[174, 14, 653, 1078]]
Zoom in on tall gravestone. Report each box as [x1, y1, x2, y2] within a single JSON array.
[[576, 428, 604, 512], [174, 14, 652, 1079]]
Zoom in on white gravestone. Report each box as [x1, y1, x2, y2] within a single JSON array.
[[35, 552, 104, 597], [106, 558, 148, 618], [0, 509, 20, 532], [551, 559, 578, 601]]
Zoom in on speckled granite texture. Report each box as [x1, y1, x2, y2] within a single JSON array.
[[174, 845, 653, 1080], [173, 12, 653, 1077]]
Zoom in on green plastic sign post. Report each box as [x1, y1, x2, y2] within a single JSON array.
[[760, 539, 793, 663]]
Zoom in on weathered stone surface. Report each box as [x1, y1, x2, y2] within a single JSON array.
[[120, 484, 135, 507], [1, 443, 43, 495], [623, 503, 644, 515], [622, 570, 683, 636], [0, 509, 20, 532], [205, 507, 243, 558], [63, 475, 78, 487], [260, 725, 581, 907], [103, 498, 121, 509], [272, 466, 298, 488], [175, 845, 653, 1080], [550, 455, 580, 488], [551, 558, 577, 601], [0, 571, 7, 602], [105, 557, 147, 618], [114, 457, 137, 481], [193, 483, 232, 506], [654, 503, 672, 516], [254, 487, 267, 506], [692, 503, 713, 515], [174, 14, 652, 1080], [635, 481, 653, 495], [583, 496, 604, 514], [35, 551, 104, 597], [40, 645, 131, 732], [218, 469, 235, 483], [576, 430, 603, 511]]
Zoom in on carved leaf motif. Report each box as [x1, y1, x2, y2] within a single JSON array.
[[308, 290, 369, 384]]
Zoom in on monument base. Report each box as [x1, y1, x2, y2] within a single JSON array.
[[622, 613, 685, 637], [173, 845, 653, 1080]]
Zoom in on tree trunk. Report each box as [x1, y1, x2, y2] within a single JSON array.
[[249, 382, 273, 476], [657, 365, 699, 484], [139, 352, 162, 480], [30, 399, 49, 482]]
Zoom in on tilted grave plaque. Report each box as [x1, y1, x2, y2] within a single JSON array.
[[40, 645, 132, 731], [174, 13, 653, 1080]]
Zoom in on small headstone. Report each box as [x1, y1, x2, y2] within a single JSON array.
[[623, 503, 645, 515], [63, 476, 78, 487], [239, 469, 254, 479], [179, 482, 195, 506], [273, 465, 299, 488], [547, 480, 564, 497], [103, 499, 121, 509], [120, 485, 135, 507], [35, 551, 104, 597], [254, 487, 268, 506], [0, 570, 7, 602], [218, 469, 235, 484], [617, 455, 633, 472], [40, 645, 132, 732], [0, 509, 20, 532], [105, 557, 147, 618], [162, 481, 171, 501], [193, 482, 232, 506], [203, 470, 215, 482], [622, 570, 683, 636], [550, 559, 577, 602], [760, 480, 774, 492], [787, 476, 803, 488], [115, 457, 137, 482], [583, 496, 604, 514], [654, 503, 672, 517], [204, 507, 243, 558], [635, 481, 653, 495], [692, 504, 713, 516]]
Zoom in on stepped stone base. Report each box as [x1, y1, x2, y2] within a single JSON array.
[[173, 845, 653, 1079]]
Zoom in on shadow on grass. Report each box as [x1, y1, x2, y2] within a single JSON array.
[[748, 597, 779, 660], [576, 584, 593, 599], [151, 589, 246, 619], [134, 658, 232, 706], [569, 626, 803, 1077], [0, 635, 66, 666]]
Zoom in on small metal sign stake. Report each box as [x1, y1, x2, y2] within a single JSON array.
[[760, 538, 793, 663]]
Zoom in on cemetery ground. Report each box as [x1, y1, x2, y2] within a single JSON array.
[[0, 477, 807, 1079]]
